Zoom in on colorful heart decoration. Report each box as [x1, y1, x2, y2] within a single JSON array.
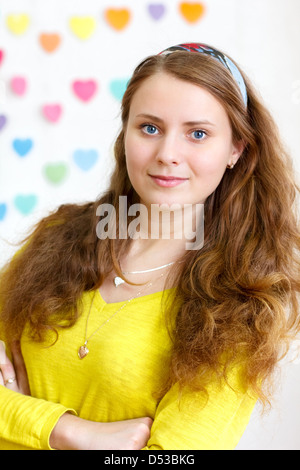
[[12, 139, 33, 157], [0, 203, 7, 221], [14, 194, 37, 215], [39, 33, 61, 53], [11, 76, 27, 96], [148, 4, 166, 21], [0, 115, 7, 131], [6, 14, 30, 35], [72, 80, 97, 102], [109, 78, 129, 101], [44, 163, 68, 185], [179, 2, 205, 23], [69, 17, 96, 40], [0, 50, 4, 65], [73, 149, 99, 171], [42, 104, 62, 123], [104, 8, 131, 31]]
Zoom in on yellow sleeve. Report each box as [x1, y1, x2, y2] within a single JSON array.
[[0, 336, 76, 450], [143, 368, 256, 450], [0, 386, 77, 450]]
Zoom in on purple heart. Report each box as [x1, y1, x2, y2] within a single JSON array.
[[148, 4, 166, 20], [0, 115, 7, 131]]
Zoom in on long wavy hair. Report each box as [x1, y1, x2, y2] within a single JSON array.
[[1, 50, 300, 405]]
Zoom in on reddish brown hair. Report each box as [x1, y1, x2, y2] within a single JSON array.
[[1, 51, 300, 405]]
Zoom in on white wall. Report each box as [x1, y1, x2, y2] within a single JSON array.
[[0, 0, 299, 450]]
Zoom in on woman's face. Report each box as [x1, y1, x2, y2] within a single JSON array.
[[124, 72, 242, 209]]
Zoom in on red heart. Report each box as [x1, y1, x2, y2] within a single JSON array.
[[72, 80, 97, 102], [0, 50, 4, 65]]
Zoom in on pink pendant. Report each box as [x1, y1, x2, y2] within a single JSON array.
[[78, 344, 89, 359]]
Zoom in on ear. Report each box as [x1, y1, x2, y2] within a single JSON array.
[[228, 140, 245, 168]]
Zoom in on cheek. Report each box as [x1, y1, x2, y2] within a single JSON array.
[[192, 154, 227, 178], [192, 140, 232, 175], [125, 136, 147, 169], [124, 137, 151, 190]]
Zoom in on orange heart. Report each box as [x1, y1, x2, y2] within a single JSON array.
[[39, 33, 61, 53], [179, 2, 205, 23], [104, 8, 131, 31]]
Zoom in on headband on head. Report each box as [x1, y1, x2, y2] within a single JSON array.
[[159, 43, 248, 107]]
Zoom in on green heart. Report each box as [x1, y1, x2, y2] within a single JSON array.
[[44, 163, 68, 185]]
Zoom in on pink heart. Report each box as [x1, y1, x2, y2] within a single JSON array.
[[11, 76, 27, 95], [0, 50, 4, 65], [72, 80, 97, 102], [42, 104, 62, 122]]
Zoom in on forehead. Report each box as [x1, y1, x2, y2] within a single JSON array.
[[128, 72, 229, 123]]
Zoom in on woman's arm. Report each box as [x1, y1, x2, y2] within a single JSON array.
[[143, 370, 257, 450], [50, 413, 152, 450], [0, 341, 152, 450]]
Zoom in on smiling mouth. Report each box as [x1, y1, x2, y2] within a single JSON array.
[[149, 174, 189, 188]]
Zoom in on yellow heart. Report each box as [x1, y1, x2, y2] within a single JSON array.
[[69, 17, 96, 40], [179, 2, 205, 23], [105, 8, 131, 31], [6, 14, 30, 35]]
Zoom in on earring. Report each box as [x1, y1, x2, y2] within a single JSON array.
[[227, 163, 235, 170]]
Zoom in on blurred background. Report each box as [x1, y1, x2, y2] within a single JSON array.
[[0, 0, 299, 450]]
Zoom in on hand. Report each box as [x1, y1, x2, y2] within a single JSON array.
[[0, 340, 30, 395], [50, 413, 153, 450]]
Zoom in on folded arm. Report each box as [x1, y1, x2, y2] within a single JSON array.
[[0, 341, 152, 450]]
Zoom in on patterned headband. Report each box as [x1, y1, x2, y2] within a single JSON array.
[[159, 43, 248, 107]]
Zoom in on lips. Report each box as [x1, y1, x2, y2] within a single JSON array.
[[149, 174, 188, 188], [150, 175, 187, 180]]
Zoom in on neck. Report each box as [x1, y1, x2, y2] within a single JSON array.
[[127, 202, 204, 249]]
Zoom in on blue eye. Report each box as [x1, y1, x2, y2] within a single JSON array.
[[143, 124, 158, 135], [192, 130, 206, 140]]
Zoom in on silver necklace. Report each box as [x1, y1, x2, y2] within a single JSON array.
[[78, 273, 165, 359], [113, 261, 175, 287]]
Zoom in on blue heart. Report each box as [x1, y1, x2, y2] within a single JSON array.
[[12, 138, 33, 157], [73, 149, 99, 171], [0, 203, 7, 221], [109, 78, 129, 101], [14, 194, 37, 215]]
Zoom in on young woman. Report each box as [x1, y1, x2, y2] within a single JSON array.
[[0, 43, 299, 450]]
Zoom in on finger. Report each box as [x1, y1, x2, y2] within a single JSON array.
[[0, 341, 18, 392], [11, 341, 30, 395], [0, 340, 5, 386], [140, 417, 153, 428], [0, 340, 8, 365], [0, 362, 18, 391]]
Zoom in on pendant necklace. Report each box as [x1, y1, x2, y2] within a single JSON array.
[[113, 261, 176, 287], [78, 272, 166, 359]]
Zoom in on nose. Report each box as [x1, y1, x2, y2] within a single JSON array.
[[155, 134, 182, 166]]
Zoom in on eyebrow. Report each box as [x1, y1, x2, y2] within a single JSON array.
[[135, 113, 216, 127]]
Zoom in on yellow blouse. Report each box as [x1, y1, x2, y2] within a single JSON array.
[[0, 289, 256, 450]]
